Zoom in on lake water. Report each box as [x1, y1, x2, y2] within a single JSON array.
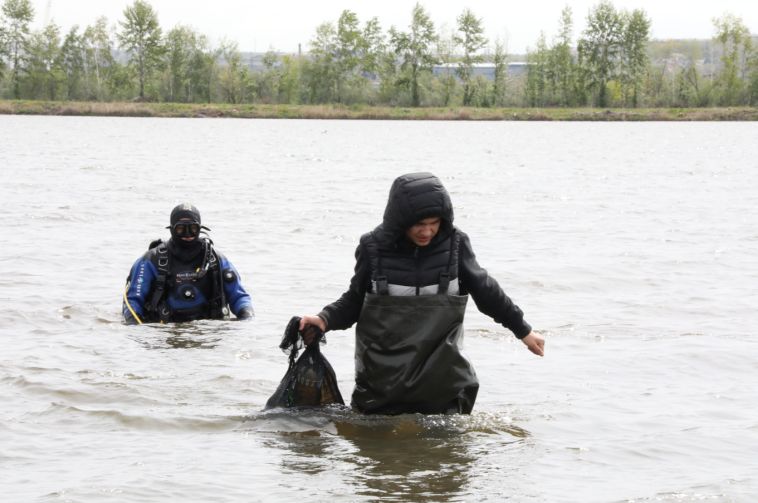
[[1, 115, 757, 502]]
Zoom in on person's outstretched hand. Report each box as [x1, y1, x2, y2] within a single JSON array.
[[522, 332, 545, 356], [298, 315, 327, 345]]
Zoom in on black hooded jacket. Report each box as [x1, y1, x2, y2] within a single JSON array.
[[318, 172, 532, 339]]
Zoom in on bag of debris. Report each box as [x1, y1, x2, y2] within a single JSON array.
[[265, 316, 345, 409]]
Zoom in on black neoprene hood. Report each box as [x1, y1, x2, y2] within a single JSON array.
[[170, 203, 201, 226]]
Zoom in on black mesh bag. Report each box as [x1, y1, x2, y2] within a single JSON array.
[[265, 316, 345, 409]]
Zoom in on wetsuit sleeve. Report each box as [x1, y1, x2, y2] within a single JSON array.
[[122, 255, 158, 324], [318, 243, 370, 331], [219, 256, 254, 318], [458, 233, 532, 339]]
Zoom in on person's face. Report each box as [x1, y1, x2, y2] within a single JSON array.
[[405, 217, 441, 247], [173, 218, 200, 242]]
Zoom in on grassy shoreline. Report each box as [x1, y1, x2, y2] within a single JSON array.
[[1, 99, 757, 121]]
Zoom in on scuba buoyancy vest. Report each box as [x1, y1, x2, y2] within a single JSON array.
[[143, 238, 228, 323]]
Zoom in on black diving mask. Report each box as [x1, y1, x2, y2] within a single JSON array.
[[171, 222, 201, 238]]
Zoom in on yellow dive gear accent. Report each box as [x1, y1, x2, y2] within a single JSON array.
[[123, 285, 143, 325]]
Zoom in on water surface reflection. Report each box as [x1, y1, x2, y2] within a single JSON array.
[[127, 322, 241, 349], [251, 409, 527, 501]]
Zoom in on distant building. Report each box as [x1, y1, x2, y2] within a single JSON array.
[[240, 53, 530, 80], [242, 52, 277, 72], [432, 62, 528, 80]]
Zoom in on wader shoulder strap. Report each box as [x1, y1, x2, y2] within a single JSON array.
[[363, 232, 389, 296], [437, 230, 460, 295], [438, 273, 450, 294]]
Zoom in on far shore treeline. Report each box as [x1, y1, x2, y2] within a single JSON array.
[[1, 0, 757, 112]]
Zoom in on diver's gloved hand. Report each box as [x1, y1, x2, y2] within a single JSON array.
[[122, 310, 139, 325], [236, 307, 254, 320]]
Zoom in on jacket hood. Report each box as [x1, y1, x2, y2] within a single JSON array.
[[378, 172, 454, 244]]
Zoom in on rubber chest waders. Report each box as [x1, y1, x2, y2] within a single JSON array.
[[352, 288, 479, 415]]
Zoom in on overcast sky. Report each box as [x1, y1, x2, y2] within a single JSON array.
[[29, 0, 758, 54]]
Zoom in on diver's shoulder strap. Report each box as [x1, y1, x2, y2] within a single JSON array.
[[208, 243, 220, 271], [206, 242, 228, 319], [147, 242, 171, 321]]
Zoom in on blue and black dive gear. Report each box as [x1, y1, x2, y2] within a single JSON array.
[[124, 237, 229, 324]]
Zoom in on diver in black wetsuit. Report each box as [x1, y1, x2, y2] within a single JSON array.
[[123, 203, 253, 324]]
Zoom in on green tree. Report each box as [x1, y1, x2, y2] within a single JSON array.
[[578, 0, 623, 107], [673, 64, 714, 107], [712, 13, 752, 105], [25, 22, 63, 99], [163, 25, 190, 101], [307, 11, 384, 105], [59, 26, 85, 99], [454, 8, 487, 106], [253, 49, 279, 103], [527, 5, 582, 107], [435, 25, 457, 106], [361, 17, 384, 78], [217, 40, 248, 103], [82, 17, 117, 100], [162, 25, 209, 102], [491, 39, 507, 106], [619, 9, 651, 107], [390, 3, 438, 106], [186, 39, 217, 103], [1, 0, 35, 98], [644, 65, 667, 106], [276, 53, 302, 104], [304, 21, 338, 103], [334, 9, 363, 103], [376, 42, 400, 105], [0, 24, 4, 79], [526, 32, 549, 106], [551, 6, 576, 106], [117, 0, 163, 100], [355, 16, 386, 104], [748, 50, 758, 106]]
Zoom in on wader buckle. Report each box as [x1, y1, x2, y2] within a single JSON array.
[[438, 272, 450, 294], [375, 275, 389, 295]]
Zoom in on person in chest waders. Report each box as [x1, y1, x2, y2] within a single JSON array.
[[122, 203, 254, 324], [299, 172, 544, 415]]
